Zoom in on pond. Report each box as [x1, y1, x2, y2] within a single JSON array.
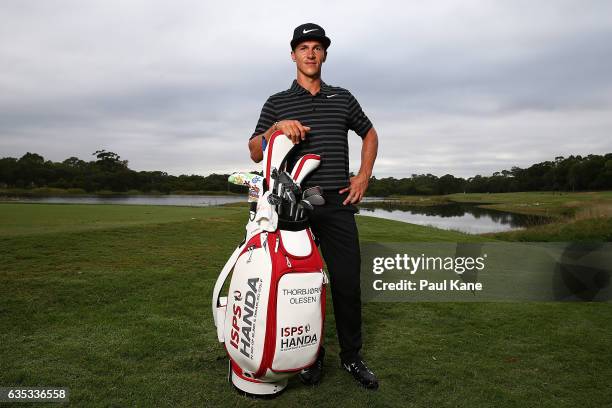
[[358, 200, 549, 234], [4, 194, 549, 234], [6, 194, 246, 207]]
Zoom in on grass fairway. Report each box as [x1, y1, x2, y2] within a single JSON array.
[[447, 191, 612, 218], [0, 202, 233, 237], [1, 204, 611, 407]]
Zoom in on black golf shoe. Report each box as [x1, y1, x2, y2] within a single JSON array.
[[299, 347, 325, 385], [342, 359, 379, 390]]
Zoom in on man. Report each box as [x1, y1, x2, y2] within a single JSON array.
[[248, 23, 379, 390]]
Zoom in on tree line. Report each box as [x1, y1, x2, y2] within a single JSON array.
[[367, 154, 612, 196], [0, 151, 610, 196], [0, 151, 246, 194]]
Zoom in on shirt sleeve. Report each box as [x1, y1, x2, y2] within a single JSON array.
[[251, 97, 277, 140], [347, 91, 373, 138]]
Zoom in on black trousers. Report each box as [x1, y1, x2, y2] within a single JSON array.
[[308, 191, 362, 363]]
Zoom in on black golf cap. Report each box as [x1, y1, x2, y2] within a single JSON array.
[[290, 23, 331, 50]]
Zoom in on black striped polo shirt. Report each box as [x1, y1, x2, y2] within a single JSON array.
[[251, 80, 373, 191]]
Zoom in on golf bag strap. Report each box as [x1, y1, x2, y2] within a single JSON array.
[[211, 243, 244, 328]]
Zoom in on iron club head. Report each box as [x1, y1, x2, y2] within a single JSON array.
[[303, 194, 325, 206], [299, 200, 314, 211]]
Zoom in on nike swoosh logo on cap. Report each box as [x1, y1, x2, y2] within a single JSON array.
[[303, 28, 319, 34]]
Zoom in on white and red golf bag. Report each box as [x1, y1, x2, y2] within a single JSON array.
[[212, 131, 327, 396]]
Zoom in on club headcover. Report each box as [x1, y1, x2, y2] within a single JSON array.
[[228, 172, 263, 202], [290, 154, 321, 186], [263, 131, 295, 193]]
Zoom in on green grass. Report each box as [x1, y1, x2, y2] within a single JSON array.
[[484, 216, 612, 242], [1, 204, 611, 407], [0, 202, 236, 237], [443, 191, 612, 219]]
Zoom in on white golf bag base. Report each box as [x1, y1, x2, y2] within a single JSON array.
[[230, 367, 288, 396]]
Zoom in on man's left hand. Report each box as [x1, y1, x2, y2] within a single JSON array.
[[339, 173, 369, 205]]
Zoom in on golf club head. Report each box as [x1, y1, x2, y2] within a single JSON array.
[[267, 193, 282, 206], [302, 186, 323, 199], [284, 189, 297, 203], [279, 170, 301, 200], [299, 200, 314, 211], [304, 194, 325, 206], [290, 154, 321, 186], [295, 199, 316, 221], [278, 170, 295, 187], [263, 132, 294, 193]]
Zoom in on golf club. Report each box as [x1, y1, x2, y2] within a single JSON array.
[[285, 189, 297, 218], [302, 186, 323, 198], [267, 193, 282, 206], [303, 193, 325, 207], [296, 199, 314, 220]]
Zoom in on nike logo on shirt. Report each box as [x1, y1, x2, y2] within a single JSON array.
[[327, 94, 338, 98]]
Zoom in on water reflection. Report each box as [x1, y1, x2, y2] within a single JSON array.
[[358, 201, 549, 234], [6, 194, 246, 207]]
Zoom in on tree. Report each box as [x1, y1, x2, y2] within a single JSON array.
[[63, 157, 86, 168], [93, 150, 128, 171], [0, 157, 18, 186]]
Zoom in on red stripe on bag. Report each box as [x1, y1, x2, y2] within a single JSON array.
[[265, 131, 285, 191]]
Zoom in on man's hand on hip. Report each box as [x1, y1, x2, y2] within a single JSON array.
[[339, 173, 369, 205], [275, 120, 311, 144]]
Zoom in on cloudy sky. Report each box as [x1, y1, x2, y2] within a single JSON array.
[[1, 0, 611, 178]]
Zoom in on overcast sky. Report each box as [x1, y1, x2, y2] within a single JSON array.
[[1, 0, 611, 178]]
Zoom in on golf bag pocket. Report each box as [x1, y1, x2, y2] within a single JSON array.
[[279, 230, 312, 257], [272, 271, 324, 372]]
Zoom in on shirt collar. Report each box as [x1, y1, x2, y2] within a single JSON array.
[[289, 80, 331, 96]]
